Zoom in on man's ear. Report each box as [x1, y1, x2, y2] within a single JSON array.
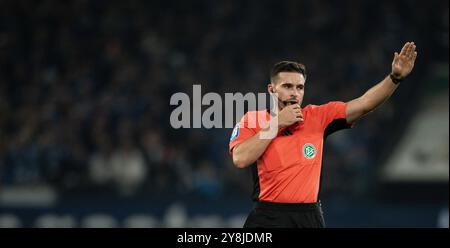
[[268, 83, 274, 93]]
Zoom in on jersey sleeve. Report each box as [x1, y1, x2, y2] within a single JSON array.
[[316, 101, 353, 136], [228, 112, 259, 154]]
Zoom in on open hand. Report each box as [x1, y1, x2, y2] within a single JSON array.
[[391, 42, 417, 79]]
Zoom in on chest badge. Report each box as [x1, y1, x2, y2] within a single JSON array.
[[303, 143, 317, 159]]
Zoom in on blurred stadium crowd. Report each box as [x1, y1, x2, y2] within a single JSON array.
[[0, 0, 448, 202]]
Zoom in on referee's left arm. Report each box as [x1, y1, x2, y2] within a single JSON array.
[[346, 42, 417, 124]]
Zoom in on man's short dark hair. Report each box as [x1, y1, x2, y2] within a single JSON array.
[[270, 61, 307, 83]]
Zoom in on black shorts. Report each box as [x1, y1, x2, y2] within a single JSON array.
[[243, 201, 326, 228]]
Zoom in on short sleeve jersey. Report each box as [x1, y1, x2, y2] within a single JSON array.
[[229, 101, 351, 203]]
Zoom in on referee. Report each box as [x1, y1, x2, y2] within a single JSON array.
[[229, 42, 417, 228]]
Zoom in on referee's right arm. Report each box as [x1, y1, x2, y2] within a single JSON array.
[[232, 105, 301, 168], [232, 128, 274, 168]]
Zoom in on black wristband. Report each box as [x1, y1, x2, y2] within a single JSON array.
[[389, 73, 403, 85]]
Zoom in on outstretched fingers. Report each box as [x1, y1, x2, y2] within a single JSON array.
[[406, 42, 416, 59], [399, 42, 409, 56], [398, 42, 417, 62]]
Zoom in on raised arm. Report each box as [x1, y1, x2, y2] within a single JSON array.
[[346, 42, 417, 124]]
